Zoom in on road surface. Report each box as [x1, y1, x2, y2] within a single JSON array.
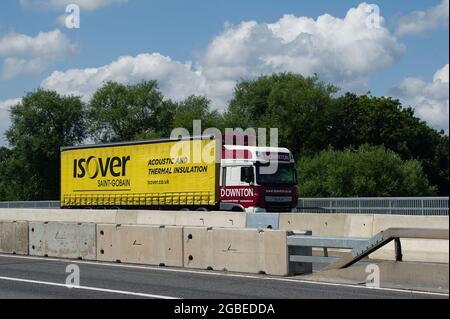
[[0, 254, 446, 299]]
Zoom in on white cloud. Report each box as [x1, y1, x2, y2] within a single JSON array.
[[434, 63, 449, 83], [20, 0, 128, 11], [0, 98, 21, 112], [0, 98, 21, 146], [56, 14, 67, 27], [42, 53, 208, 102], [40, 3, 405, 110], [0, 29, 76, 79], [391, 64, 449, 131], [396, 0, 449, 36], [201, 3, 404, 94]]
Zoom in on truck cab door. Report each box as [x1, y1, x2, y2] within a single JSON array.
[[220, 166, 257, 209]]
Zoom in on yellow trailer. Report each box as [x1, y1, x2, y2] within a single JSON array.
[[60, 137, 220, 209]]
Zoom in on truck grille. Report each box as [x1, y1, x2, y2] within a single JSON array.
[[265, 202, 292, 212]]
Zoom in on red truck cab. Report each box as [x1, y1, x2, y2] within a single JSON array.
[[219, 144, 298, 212]]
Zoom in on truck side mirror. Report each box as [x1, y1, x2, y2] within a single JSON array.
[[240, 167, 254, 184]]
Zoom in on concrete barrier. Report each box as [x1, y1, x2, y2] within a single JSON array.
[[280, 213, 449, 263], [0, 209, 246, 229], [117, 210, 247, 228], [96, 224, 183, 267], [2, 208, 448, 265], [279, 213, 374, 237], [29, 222, 96, 260], [0, 209, 118, 224], [370, 215, 449, 263], [246, 213, 280, 229], [305, 261, 449, 293], [183, 227, 301, 276], [174, 212, 246, 228], [115, 210, 175, 225], [0, 221, 28, 255]]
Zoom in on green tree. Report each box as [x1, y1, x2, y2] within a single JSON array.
[[88, 81, 176, 142], [297, 145, 437, 197], [172, 95, 224, 133], [0, 147, 12, 200], [224, 73, 338, 156], [224, 74, 448, 195], [0, 147, 10, 164], [326, 93, 449, 195], [4, 90, 86, 200]]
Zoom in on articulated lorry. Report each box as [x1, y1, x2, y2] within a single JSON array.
[[60, 136, 298, 212]]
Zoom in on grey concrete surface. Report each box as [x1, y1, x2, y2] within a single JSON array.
[[300, 260, 449, 294]]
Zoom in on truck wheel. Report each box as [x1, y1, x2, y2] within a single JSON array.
[[196, 207, 208, 211], [180, 208, 190, 211]]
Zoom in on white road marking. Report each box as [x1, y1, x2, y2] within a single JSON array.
[[0, 275, 179, 299], [0, 254, 447, 297]]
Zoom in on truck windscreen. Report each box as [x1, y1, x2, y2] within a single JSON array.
[[256, 163, 297, 186]]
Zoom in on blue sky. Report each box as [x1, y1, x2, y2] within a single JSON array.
[[0, 0, 449, 145]]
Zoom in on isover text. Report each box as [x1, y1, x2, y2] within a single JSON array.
[[73, 156, 131, 179]]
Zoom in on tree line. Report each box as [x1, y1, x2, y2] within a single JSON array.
[[0, 73, 448, 200]]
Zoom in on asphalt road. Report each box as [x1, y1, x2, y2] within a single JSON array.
[[0, 254, 446, 299]]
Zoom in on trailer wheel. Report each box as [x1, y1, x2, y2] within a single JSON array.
[[179, 208, 190, 211], [196, 207, 208, 211]]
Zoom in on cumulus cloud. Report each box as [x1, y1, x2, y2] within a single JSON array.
[[0, 98, 21, 146], [391, 64, 449, 131], [201, 3, 404, 94], [0, 29, 76, 79], [20, 0, 128, 11], [0, 98, 21, 112], [396, 0, 449, 36], [42, 53, 208, 102], [40, 3, 404, 109]]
